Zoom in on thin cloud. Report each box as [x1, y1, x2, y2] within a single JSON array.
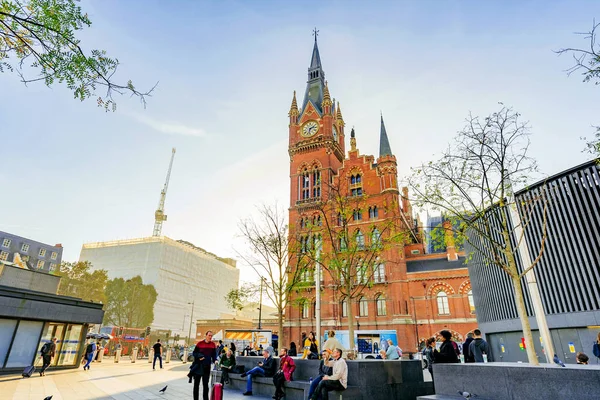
[[129, 113, 207, 137]]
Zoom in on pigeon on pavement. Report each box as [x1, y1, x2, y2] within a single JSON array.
[[553, 354, 566, 367], [43, 396, 53, 400], [458, 391, 477, 399], [159, 385, 168, 393]]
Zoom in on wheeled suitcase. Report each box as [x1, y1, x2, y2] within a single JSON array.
[[22, 365, 35, 378], [210, 382, 223, 400]]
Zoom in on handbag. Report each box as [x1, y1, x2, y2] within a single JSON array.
[[272, 370, 285, 386]]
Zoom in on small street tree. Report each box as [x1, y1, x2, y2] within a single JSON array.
[[224, 282, 260, 312], [300, 180, 411, 352], [0, 0, 154, 110], [103, 276, 157, 328], [56, 261, 107, 304], [556, 19, 600, 156], [408, 104, 548, 365], [236, 204, 306, 350]]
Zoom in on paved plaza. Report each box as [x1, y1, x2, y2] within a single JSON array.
[[0, 359, 271, 400]]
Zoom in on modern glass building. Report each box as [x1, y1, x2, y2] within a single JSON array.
[[466, 160, 600, 364], [0, 262, 103, 372]]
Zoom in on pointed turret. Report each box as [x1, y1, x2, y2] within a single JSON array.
[[322, 81, 332, 114], [336, 101, 343, 121], [379, 114, 393, 157], [301, 31, 326, 115], [289, 91, 299, 124]]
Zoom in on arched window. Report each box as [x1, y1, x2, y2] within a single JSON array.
[[300, 169, 310, 200], [467, 290, 475, 314], [302, 301, 309, 319], [341, 299, 348, 317], [353, 209, 362, 221], [369, 206, 379, 219], [376, 295, 387, 316], [339, 235, 347, 251], [374, 261, 385, 283], [350, 174, 363, 196], [312, 168, 321, 198], [356, 230, 365, 250], [337, 212, 343, 226], [371, 228, 382, 248], [359, 296, 369, 316], [356, 260, 367, 284], [437, 291, 450, 315]]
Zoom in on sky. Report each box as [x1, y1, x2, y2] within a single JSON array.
[[1, 0, 599, 285]]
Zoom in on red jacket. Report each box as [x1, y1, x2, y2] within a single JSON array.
[[279, 354, 296, 381]]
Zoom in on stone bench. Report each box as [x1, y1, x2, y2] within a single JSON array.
[[211, 356, 433, 400], [417, 396, 490, 400]]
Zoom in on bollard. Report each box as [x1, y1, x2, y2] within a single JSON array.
[[97, 349, 103, 363], [132, 347, 138, 363], [148, 348, 154, 363], [183, 348, 188, 364], [166, 347, 171, 363], [114, 349, 121, 363]]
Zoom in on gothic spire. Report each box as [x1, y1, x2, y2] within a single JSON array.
[[301, 29, 326, 114], [289, 90, 298, 114], [379, 114, 393, 157]]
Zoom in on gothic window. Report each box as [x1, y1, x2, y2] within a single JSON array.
[[341, 299, 348, 317], [374, 261, 385, 283], [355, 230, 365, 250], [467, 290, 475, 314], [300, 236, 309, 253], [302, 267, 313, 283], [357, 260, 368, 284], [437, 291, 450, 315], [376, 295, 387, 316], [353, 209, 362, 221], [371, 228, 382, 248], [337, 212, 343, 226], [300, 169, 311, 200], [339, 235, 347, 251], [302, 301, 309, 319], [350, 174, 363, 196], [312, 169, 321, 198], [369, 206, 379, 219], [313, 234, 323, 254], [359, 296, 369, 317]]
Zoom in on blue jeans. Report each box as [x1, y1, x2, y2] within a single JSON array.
[[153, 354, 163, 369], [308, 375, 324, 399], [245, 366, 265, 392], [84, 353, 94, 369]]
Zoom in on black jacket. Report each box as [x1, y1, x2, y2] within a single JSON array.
[[261, 356, 277, 377], [462, 338, 474, 363], [469, 338, 491, 362], [318, 359, 333, 376], [434, 340, 459, 363]]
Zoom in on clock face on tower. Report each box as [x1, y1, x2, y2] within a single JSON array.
[[333, 125, 338, 141], [301, 121, 319, 137]]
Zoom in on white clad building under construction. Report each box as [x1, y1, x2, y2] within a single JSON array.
[[79, 237, 239, 334]]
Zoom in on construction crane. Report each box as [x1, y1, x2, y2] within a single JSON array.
[[153, 148, 176, 237]]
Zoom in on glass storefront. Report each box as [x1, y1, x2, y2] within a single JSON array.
[[0, 319, 18, 367], [58, 324, 83, 366], [5, 320, 43, 368], [35, 323, 66, 367]]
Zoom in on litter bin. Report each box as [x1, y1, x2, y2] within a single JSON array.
[[114, 349, 121, 363], [166, 347, 171, 363], [183, 348, 188, 364], [132, 347, 138, 363]]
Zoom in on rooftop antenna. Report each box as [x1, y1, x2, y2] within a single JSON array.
[[153, 148, 176, 237]]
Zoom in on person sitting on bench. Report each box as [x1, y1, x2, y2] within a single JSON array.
[[310, 348, 347, 400], [241, 349, 276, 396]]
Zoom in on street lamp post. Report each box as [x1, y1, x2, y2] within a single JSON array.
[[258, 278, 264, 330], [411, 297, 419, 351], [187, 301, 195, 346]]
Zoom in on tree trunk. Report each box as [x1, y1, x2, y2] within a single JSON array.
[[512, 274, 539, 365], [278, 310, 285, 352], [347, 297, 356, 353]]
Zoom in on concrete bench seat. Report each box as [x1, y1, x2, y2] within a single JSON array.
[[211, 356, 433, 400], [417, 395, 490, 400]]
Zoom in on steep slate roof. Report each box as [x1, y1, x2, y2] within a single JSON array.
[[406, 256, 467, 273], [379, 115, 393, 157]]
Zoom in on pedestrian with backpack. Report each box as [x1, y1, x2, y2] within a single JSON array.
[[39, 337, 57, 376], [83, 340, 97, 370]]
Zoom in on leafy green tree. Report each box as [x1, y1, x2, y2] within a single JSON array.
[[408, 104, 548, 365], [103, 276, 157, 328], [56, 261, 107, 304], [225, 282, 260, 312], [0, 0, 154, 110], [557, 20, 600, 156]]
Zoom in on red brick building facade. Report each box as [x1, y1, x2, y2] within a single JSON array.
[[284, 37, 477, 353]]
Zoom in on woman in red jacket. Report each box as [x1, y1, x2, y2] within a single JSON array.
[[273, 347, 296, 400]]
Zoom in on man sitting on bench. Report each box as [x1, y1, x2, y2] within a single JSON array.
[[310, 348, 347, 400], [240, 349, 276, 396]]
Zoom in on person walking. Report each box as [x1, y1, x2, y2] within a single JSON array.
[[302, 331, 319, 360], [434, 330, 459, 363], [385, 339, 400, 360], [468, 329, 491, 363], [422, 337, 436, 382], [191, 331, 217, 400], [310, 348, 347, 400], [39, 337, 57, 376], [308, 350, 333, 399], [462, 332, 475, 363], [218, 349, 236, 385], [83, 340, 97, 370], [273, 347, 296, 400], [152, 339, 163, 370], [240, 348, 276, 396]]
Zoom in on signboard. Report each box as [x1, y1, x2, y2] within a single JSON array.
[[568, 342, 576, 353]]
